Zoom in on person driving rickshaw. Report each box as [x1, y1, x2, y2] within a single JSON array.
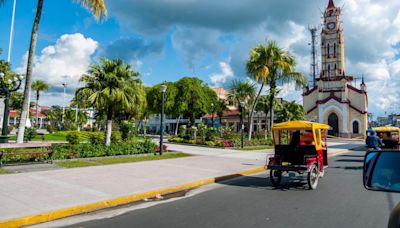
[[267, 121, 330, 190], [373, 126, 400, 149]]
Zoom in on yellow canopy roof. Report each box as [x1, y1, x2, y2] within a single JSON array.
[[272, 121, 331, 131], [373, 126, 400, 132]]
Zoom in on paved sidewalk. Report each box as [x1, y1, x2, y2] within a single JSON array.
[[0, 141, 360, 223], [0, 148, 267, 222]]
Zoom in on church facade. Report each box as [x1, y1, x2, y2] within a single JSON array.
[[303, 0, 368, 137]]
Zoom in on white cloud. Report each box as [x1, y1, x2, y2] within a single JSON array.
[[17, 33, 98, 88], [209, 62, 234, 86]]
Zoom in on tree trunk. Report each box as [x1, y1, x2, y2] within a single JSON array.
[[35, 91, 39, 128], [105, 108, 113, 146], [269, 86, 276, 136], [17, 0, 44, 144], [105, 119, 112, 146], [248, 84, 264, 140], [264, 107, 269, 139], [174, 114, 181, 136]]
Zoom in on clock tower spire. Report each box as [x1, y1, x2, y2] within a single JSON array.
[[321, 0, 345, 79]]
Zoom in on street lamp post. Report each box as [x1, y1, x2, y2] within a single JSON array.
[[159, 85, 167, 155], [0, 72, 24, 143], [211, 103, 214, 128], [61, 82, 67, 123], [240, 101, 245, 149]]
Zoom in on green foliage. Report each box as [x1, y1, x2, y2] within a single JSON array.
[[89, 132, 104, 144], [111, 131, 121, 143], [66, 132, 80, 145], [197, 123, 207, 141], [275, 101, 306, 123], [206, 127, 219, 141], [10, 91, 24, 110], [174, 77, 218, 125], [119, 120, 136, 141], [75, 58, 146, 145], [220, 126, 237, 140], [24, 128, 37, 141], [178, 125, 187, 138], [228, 79, 256, 109], [204, 141, 216, 147]]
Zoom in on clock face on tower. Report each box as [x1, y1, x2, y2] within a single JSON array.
[[327, 22, 336, 30]]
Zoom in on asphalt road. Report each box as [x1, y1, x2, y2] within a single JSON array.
[[65, 149, 400, 228]]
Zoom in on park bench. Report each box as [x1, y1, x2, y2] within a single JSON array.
[[0, 142, 54, 167]]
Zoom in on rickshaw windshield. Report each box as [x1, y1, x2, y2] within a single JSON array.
[[273, 130, 315, 146]]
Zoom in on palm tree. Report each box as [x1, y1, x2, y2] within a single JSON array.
[[261, 42, 307, 132], [228, 79, 256, 132], [246, 44, 271, 140], [16, 0, 107, 143], [75, 58, 142, 145], [31, 80, 49, 128]]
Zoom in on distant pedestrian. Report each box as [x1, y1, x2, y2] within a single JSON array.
[[366, 131, 384, 150]]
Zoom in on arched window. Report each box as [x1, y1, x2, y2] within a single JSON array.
[[328, 64, 331, 76], [327, 44, 330, 58], [334, 43, 336, 58], [353, 121, 359, 134]]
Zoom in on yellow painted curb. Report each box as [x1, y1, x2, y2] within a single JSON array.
[[0, 167, 266, 228]]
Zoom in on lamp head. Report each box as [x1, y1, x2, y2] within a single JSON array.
[[160, 85, 167, 93]]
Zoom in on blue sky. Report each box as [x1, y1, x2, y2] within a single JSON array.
[[0, 0, 400, 116]]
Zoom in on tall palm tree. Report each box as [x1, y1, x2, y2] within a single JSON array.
[[246, 44, 271, 140], [75, 58, 142, 146], [31, 80, 49, 128], [247, 41, 307, 138], [261, 42, 307, 133], [16, 0, 107, 143]]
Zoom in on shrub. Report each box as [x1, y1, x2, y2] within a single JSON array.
[[156, 144, 168, 153], [111, 132, 121, 144], [187, 140, 196, 144], [141, 138, 157, 153], [24, 128, 37, 141], [66, 132, 80, 145], [168, 137, 184, 143], [178, 125, 187, 138], [253, 130, 267, 139], [119, 121, 135, 141], [89, 132, 104, 144], [206, 127, 219, 141], [197, 123, 207, 142], [220, 126, 236, 140], [204, 141, 215, 147]]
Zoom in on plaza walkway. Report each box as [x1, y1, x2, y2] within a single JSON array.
[[0, 141, 360, 224]]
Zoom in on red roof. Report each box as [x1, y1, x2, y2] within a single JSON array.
[[9, 109, 47, 118], [204, 109, 240, 118], [327, 0, 335, 8]]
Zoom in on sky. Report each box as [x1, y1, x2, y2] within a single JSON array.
[[0, 0, 399, 117]]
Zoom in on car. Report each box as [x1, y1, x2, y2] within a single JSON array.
[[363, 150, 400, 228]]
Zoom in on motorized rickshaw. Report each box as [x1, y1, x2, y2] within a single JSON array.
[[267, 121, 330, 190], [373, 126, 400, 149]]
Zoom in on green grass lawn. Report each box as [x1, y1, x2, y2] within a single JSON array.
[[9, 132, 67, 141], [233, 145, 274, 151], [56, 153, 191, 168], [0, 168, 11, 175]]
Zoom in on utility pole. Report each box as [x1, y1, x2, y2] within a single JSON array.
[[7, 0, 17, 63], [309, 25, 318, 87]]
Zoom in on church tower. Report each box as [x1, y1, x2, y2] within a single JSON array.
[[321, 0, 345, 79], [302, 0, 368, 138]]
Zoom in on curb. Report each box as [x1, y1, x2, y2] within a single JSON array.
[[0, 167, 266, 228]]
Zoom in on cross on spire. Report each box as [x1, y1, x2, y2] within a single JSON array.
[[327, 0, 335, 9]]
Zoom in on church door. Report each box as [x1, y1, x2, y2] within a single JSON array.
[[328, 113, 339, 136]]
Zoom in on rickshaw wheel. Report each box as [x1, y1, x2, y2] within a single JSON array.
[[307, 165, 319, 190], [270, 169, 282, 187]]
